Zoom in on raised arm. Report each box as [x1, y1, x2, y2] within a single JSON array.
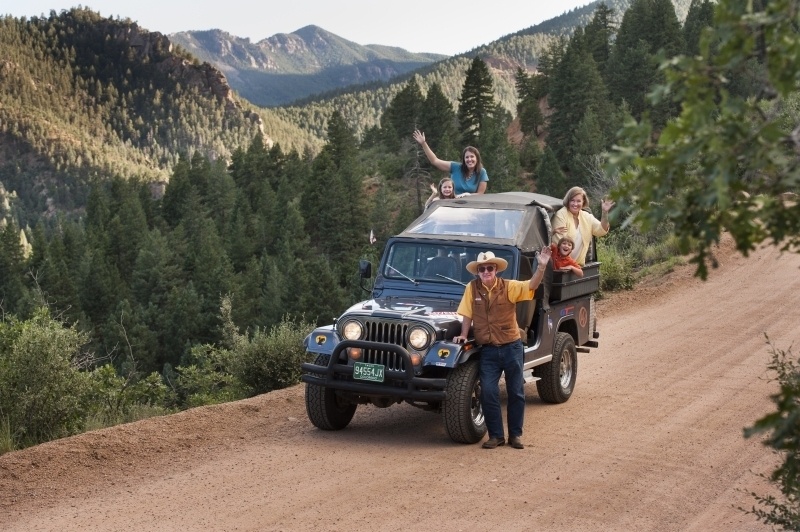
[[529, 246, 552, 290], [600, 197, 615, 232], [413, 130, 451, 172]]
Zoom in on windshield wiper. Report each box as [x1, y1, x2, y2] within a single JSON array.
[[435, 274, 466, 287], [387, 265, 418, 285]]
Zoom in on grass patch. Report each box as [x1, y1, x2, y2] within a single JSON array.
[[634, 255, 687, 281]]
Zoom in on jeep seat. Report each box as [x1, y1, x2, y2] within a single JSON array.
[[423, 256, 460, 279]]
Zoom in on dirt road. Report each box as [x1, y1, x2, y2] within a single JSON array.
[[2, 236, 798, 531]]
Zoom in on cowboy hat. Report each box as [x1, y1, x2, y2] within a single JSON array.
[[466, 251, 508, 275]]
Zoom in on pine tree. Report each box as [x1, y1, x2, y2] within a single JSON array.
[[532, 36, 567, 100], [176, 191, 234, 345], [477, 105, 522, 193], [683, 0, 715, 56], [607, 0, 684, 125], [519, 135, 543, 180], [79, 246, 125, 334], [569, 108, 605, 183], [381, 77, 424, 151], [584, 3, 616, 84], [0, 221, 31, 315], [39, 236, 81, 320], [418, 82, 459, 160], [131, 228, 181, 311], [325, 110, 358, 170], [160, 282, 203, 369], [106, 179, 149, 283], [535, 146, 567, 197], [458, 56, 496, 146], [547, 27, 610, 166], [161, 155, 193, 227], [138, 223, 196, 370], [515, 68, 544, 137], [225, 195, 258, 271], [205, 161, 238, 252], [301, 150, 337, 249], [312, 112, 367, 269]]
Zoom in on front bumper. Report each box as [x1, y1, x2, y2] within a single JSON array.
[[301, 339, 448, 401]]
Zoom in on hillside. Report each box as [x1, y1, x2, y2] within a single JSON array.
[[169, 25, 447, 107], [2, 234, 794, 530], [0, 8, 323, 222]]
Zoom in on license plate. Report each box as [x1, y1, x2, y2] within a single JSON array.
[[353, 361, 385, 382]]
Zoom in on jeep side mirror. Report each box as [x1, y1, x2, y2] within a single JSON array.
[[358, 260, 373, 295], [359, 260, 372, 279]]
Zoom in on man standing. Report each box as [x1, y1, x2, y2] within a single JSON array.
[[452, 247, 551, 449]]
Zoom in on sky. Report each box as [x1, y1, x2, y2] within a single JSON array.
[[5, 1, 593, 56]]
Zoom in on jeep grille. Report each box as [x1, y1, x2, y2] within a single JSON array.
[[349, 319, 409, 372]]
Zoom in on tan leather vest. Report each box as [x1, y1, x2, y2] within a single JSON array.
[[470, 278, 520, 345]]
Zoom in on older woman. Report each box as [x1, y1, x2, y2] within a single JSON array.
[[552, 186, 615, 265]]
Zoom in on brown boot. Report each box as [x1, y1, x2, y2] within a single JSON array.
[[508, 435, 524, 449], [482, 437, 505, 449]]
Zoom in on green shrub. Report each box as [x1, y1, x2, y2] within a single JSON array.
[[597, 239, 634, 292], [166, 297, 316, 407], [174, 344, 247, 408], [86, 365, 177, 427], [0, 308, 92, 449], [229, 317, 315, 395], [216, 295, 315, 396]]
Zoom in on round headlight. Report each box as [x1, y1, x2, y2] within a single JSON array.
[[342, 320, 363, 340], [407, 327, 430, 350]]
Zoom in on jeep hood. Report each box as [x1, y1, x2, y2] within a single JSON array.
[[340, 296, 462, 327]]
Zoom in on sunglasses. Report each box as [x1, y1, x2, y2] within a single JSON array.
[[477, 265, 496, 273]]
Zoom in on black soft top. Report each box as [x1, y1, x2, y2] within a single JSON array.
[[398, 192, 562, 252]]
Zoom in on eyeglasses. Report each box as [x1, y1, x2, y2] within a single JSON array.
[[477, 265, 495, 273]]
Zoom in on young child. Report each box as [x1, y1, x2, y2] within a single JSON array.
[[550, 236, 584, 277], [425, 177, 456, 209]]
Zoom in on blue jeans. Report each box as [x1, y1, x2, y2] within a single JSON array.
[[479, 339, 525, 440]]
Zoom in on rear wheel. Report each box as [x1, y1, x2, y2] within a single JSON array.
[[442, 359, 487, 444], [305, 355, 357, 430], [535, 332, 577, 404]]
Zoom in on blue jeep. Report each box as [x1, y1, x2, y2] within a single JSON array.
[[301, 192, 600, 443]]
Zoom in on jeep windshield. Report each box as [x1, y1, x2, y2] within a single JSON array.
[[383, 242, 515, 285], [405, 206, 524, 239]]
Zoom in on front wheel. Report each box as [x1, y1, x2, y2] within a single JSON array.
[[304, 355, 357, 430], [442, 359, 487, 444], [535, 332, 577, 404]]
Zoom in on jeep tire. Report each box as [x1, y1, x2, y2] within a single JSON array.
[[304, 355, 357, 430], [442, 359, 487, 444], [535, 332, 577, 403]]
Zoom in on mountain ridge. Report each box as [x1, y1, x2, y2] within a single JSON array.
[[169, 25, 447, 107]]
